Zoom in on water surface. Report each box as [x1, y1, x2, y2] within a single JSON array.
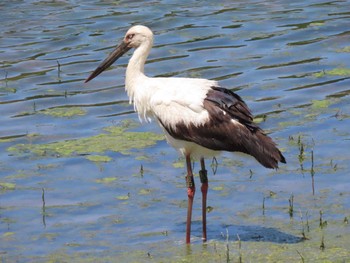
[[1, 0, 350, 262]]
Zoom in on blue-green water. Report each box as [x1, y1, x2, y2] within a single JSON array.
[[1, 1, 350, 262]]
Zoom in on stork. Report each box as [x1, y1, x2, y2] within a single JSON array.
[[85, 25, 286, 244]]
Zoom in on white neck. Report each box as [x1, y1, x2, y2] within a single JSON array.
[[125, 39, 152, 99]]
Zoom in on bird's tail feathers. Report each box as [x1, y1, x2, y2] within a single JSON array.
[[244, 130, 286, 169]]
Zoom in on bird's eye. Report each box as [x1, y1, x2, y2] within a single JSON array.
[[126, 34, 135, 41]]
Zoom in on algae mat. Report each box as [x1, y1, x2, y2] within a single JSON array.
[[7, 122, 164, 161]]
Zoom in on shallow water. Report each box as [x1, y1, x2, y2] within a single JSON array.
[[1, 0, 350, 262]]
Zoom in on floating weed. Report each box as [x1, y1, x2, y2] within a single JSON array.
[[85, 155, 112, 163], [37, 163, 58, 170], [39, 107, 86, 118], [138, 188, 152, 195], [5, 172, 29, 179], [116, 195, 130, 200], [17, 231, 350, 262], [212, 185, 224, 191], [2, 231, 16, 240], [138, 230, 168, 238], [269, 190, 277, 198], [172, 159, 185, 168], [3, 232, 15, 238], [7, 124, 164, 160], [40, 233, 59, 242], [311, 99, 331, 109], [309, 22, 325, 26], [95, 177, 117, 184], [0, 138, 14, 143], [207, 206, 214, 213], [278, 120, 296, 129], [253, 115, 266, 123], [336, 46, 350, 53], [135, 155, 150, 161], [65, 243, 81, 248], [313, 67, 350, 77], [0, 86, 17, 94], [0, 182, 16, 190]]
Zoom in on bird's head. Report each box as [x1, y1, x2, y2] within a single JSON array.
[[85, 25, 153, 83], [124, 25, 154, 49]]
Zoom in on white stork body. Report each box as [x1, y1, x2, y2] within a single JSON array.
[[133, 77, 219, 158], [85, 25, 286, 244]]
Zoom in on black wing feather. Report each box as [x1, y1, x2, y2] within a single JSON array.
[[205, 86, 256, 131], [160, 86, 286, 168]]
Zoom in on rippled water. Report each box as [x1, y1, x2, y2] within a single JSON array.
[[1, 0, 350, 261]]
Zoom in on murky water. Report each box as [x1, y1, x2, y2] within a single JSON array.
[[1, 0, 350, 262]]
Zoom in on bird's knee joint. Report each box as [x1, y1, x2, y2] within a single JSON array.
[[187, 187, 195, 198], [186, 175, 195, 187]]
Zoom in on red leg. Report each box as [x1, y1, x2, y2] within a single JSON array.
[[199, 157, 208, 242], [185, 155, 195, 244]]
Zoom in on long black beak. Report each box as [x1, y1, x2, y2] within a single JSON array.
[[85, 41, 131, 83]]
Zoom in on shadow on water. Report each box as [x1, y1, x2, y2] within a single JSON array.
[[181, 221, 303, 244], [223, 224, 303, 244]]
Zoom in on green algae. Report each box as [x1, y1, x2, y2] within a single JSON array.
[[116, 195, 129, 200], [86, 155, 112, 163], [0, 182, 16, 190], [212, 185, 225, 191], [280, 96, 339, 129], [311, 99, 331, 109], [19, 233, 350, 263], [40, 107, 86, 118], [309, 22, 325, 27], [138, 188, 152, 195], [95, 177, 117, 184], [5, 173, 29, 179], [314, 68, 350, 78], [172, 159, 185, 168], [37, 233, 59, 242], [336, 46, 350, 53], [0, 86, 17, 93], [2, 232, 15, 238], [0, 138, 13, 143], [5, 189, 349, 262], [7, 123, 164, 160]]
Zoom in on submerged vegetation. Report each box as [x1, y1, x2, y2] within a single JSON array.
[[7, 122, 164, 161], [39, 107, 86, 118], [313, 68, 350, 78]]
